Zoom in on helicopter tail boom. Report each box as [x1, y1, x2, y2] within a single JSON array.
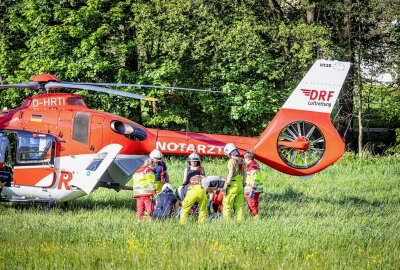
[[150, 60, 351, 176]]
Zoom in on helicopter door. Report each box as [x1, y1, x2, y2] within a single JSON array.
[[89, 115, 104, 152], [69, 144, 122, 194], [13, 132, 57, 187]]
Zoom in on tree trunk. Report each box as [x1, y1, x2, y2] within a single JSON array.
[[356, 50, 363, 155], [125, 27, 143, 125], [268, 0, 284, 20], [306, 0, 315, 24], [337, 0, 355, 150]]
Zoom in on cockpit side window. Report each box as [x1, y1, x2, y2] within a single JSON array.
[[16, 134, 54, 165]]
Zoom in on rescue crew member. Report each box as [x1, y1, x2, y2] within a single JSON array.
[[132, 158, 157, 221], [0, 133, 9, 169], [221, 143, 246, 221], [182, 153, 205, 186], [149, 149, 169, 194], [244, 150, 264, 218], [179, 175, 207, 224], [201, 175, 225, 215], [153, 183, 178, 220]]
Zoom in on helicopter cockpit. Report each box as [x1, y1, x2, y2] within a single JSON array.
[[0, 131, 57, 189]]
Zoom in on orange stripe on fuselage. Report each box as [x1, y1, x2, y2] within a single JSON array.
[[13, 167, 57, 187], [148, 129, 258, 156]]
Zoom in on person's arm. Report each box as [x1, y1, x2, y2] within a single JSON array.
[[242, 161, 247, 186], [222, 160, 234, 193], [200, 167, 206, 176], [160, 161, 169, 183], [225, 168, 233, 186], [182, 167, 188, 185]]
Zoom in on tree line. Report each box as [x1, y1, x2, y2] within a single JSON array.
[[0, 0, 399, 153]]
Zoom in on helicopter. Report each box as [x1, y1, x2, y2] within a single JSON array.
[[0, 59, 351, 206]]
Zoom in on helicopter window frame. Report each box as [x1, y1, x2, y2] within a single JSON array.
[[73, 112, 90, 145], [16, 133, 56, 166]]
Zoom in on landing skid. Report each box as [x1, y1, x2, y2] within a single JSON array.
[[0, 197, 55, 203], [0, 197, 58, 211]]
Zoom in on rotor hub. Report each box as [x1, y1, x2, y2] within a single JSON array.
[[278, 136, 309, 153], [30, 74, 61, 83]]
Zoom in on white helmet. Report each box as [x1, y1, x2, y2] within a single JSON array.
[[188, 153, 200, 162], [224, 143, 239, 156], [149, 149, 163, 161]]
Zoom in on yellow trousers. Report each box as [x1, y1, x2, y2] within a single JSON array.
[[222, 181, 244, 220], [180, 185, 207, 224]]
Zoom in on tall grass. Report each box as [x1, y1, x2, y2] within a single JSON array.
[[0, 154, 399, 269]]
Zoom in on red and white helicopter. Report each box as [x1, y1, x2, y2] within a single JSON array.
[[0, 59, 351, 205]]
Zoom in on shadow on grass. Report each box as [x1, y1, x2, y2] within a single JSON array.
[[0, 202, 51, 211], [262, 187, 309, 203], [0, 196, 135, 212], [2, 187, 383, 214], [337, 196, 382, 207], [69, 197, 135, 212], [262, 187, 383, 207]]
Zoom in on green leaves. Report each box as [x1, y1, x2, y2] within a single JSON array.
[[0, 0, 398, 143]]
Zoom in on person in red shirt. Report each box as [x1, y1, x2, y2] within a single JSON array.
[[244, 150, 264, 218], [131, 158, 157, 221]]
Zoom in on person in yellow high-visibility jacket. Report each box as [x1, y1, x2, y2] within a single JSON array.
[[221, 143, 246, 221], [244, 150, 263, 218], [131, 158, 157, 221], [179, 175, 207, 224]]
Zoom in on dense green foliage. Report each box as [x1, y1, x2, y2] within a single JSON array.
[[1, 155, 399, 269], [0, 0, 399, 144]]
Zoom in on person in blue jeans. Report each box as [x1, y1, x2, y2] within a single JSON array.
[[152, 183, 178, 220]]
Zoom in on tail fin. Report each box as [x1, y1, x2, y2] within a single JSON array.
[[254, 60, 351, 176]]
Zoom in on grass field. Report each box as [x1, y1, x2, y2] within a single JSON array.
[[1, 153, 399, 269]]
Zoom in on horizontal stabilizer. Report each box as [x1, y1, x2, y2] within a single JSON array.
[[69, 144, 122, 194]]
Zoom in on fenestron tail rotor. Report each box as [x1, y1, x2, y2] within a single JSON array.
[[277, 121, 326, 169]]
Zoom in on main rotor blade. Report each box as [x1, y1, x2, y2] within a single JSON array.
[[0, 82, 39, 90], [69, 82, 218, 93], [45, 82, 158, 101]]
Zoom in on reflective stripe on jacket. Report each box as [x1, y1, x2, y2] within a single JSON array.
[[244, 160, 263, 193], [132, 165, 156, 197], [228, 158, 245, 186]]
